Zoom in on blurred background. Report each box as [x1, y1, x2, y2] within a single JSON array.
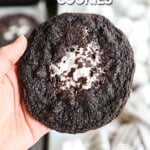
[[0, 0, 150, 150]]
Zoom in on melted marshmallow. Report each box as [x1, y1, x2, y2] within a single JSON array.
[[50, 41, 103, 90]]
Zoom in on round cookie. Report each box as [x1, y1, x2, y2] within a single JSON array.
[[0, 14, 39, 47], [18, 13, 135, 133]]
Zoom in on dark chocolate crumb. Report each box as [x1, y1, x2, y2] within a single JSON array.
[[90, 70, 94, 77], [70, 47, 75, 52], [92, 54, 96, 59], [78, 62, 83, 68], [77, 77, 87, 85], [55, 75, 61, 82], [68, 68, 76, 77]]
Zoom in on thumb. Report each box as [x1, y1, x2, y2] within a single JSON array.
[[0, 36, 27, 78]]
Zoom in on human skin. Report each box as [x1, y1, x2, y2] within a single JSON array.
[[0, 36, 50, 150]]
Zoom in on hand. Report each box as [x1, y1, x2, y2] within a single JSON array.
[[0, 36, 50, 150]]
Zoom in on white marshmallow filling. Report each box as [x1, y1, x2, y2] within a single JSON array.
[[50, 41, 104, 90]]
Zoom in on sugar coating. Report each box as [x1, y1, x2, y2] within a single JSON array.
[[50, 41, 103, 90], [3, 18, 31, 41]]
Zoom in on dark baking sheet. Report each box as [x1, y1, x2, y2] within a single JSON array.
[[0, 0, 39, 6], [30, 134, 49, 150]]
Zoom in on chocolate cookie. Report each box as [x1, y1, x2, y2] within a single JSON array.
[[0, 14, 39, 47], [18, 13, 135, 133]]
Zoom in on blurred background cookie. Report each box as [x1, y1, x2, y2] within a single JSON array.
[[0, 14, 39, 47], [18, 13, 135, 134]]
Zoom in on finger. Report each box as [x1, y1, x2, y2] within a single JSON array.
[[0, 36, 27, 78], [0, 35, 27, 64], [21, 101, 50, 144]]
